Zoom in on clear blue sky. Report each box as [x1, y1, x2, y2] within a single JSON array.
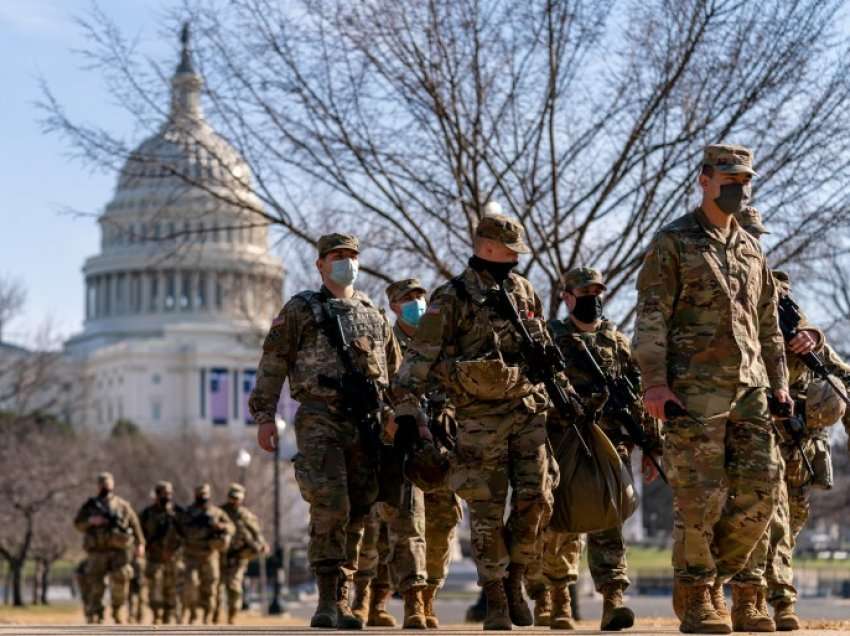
[[0, 1, 176, 346]]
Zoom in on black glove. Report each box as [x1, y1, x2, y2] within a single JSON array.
[[393, 415, 420, 453], [584, 386, 609, 415]]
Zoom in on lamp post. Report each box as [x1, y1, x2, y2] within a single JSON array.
[[235, 448, 252, 609], [236, 448, 252, 485], [269, 415, 287, 615]]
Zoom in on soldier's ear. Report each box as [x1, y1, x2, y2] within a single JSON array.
[[698, 173, 710, 192]]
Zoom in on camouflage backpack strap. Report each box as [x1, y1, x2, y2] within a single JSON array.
[[292, 290, 328, 326]]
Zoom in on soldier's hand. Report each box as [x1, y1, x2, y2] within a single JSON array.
[[644, 385, 683, 420], [585, 386, 609, 414], [135, 544, 145, 559], [88, 515, 107, 527], [789, 330, 817, 355], [385, 413, 399, 442], [641, 453, 660, 484], [257, 420, 278, 453], [773, 388, 793, 413]]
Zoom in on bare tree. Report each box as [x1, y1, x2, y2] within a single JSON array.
[[0, 275, 25, 343], [40, 0, 850, 321]]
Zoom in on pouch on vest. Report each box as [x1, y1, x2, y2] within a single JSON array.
[[810, 436, 833, 490], [453, 357, 532, 401]]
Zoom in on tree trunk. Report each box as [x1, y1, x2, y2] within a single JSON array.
[[11, 561, 24, 607], [40, 560, 50, 605], [31, 560, 40, 605]]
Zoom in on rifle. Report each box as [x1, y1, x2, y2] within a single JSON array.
[[488, 285, 592, 457], [778, 294, 850, 408], [768, 395, 815, 480], [317, 313, 385, 456], [573, 339, 668, 484], [90, 497, 121, 529], [424, 394, 455, 452]]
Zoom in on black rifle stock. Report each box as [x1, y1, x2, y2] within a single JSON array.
[[574, 339, 668, 484], [490, 286, 592, 457], [768, 396, 816, 480], [778, 294, 850, 408]]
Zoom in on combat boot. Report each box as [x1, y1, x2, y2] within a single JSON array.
[[772, 599, 801, 631], [711, 581, 730, 623], [422, 584, 440, 628], [151, 608, 161, 624], [227, 606, 238, 625], [310, 572, 339, 628], [111, 606, 123, 625], [466, 589, 487, 622], [680, 584, 732, 634], [351, 578, 371, 625], [368, 583, 398, 627], [403, 587, 428, 629], [673, 578, 686, 620], [337, 578, 364, 630], [504, 563, 533, 626], [549, 579, 576, 630], [482, 580, 512, 630], [162, 607, 174, 624], [731, 584, 776, 632], [600, 583, 635, 631], [532, 586, 552, 627]]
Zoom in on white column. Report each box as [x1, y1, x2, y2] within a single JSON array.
[[141, 271, 150, 313], [158, 271, 167, 312], [207, 271, 216, 312]]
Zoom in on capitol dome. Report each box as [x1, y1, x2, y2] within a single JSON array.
[[67, 23, 284, 357]]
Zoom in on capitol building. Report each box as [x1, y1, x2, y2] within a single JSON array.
[[64, 27, 291, 435]]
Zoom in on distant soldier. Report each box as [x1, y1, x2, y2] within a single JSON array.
[[73, 472, 145, 624], [216, 483, 268, 625], [177, 484, 235, 624], [634, 145, 790, 634], [139, 481, 182, 624], [250, 233, 401, 628]]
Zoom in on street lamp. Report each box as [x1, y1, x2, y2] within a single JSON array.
[[269, 415, 287, 615], [236, 447, 252, 485]]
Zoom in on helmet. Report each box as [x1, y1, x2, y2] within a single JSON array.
[[805, 377, 847, 429], [404, 443, 450, 493]]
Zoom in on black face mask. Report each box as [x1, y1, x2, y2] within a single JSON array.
[[571, 294, 604, 323], [158, 497, 172, 506], [714, 183, 747, 216], [98, 488, 112, 498], [196, 497, 209, 506], [469, 255, 517, 283]]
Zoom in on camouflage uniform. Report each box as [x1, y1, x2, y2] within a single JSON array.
[[249, 233, 401, 627], [177, 485, 235, 624], [74, 559, 93, 623], [634, 150, 787, 591], [392, 219, 554, 588], [218, 484, 268, 624], [127, 554, 146, 623], [139, 482, 182, 624], [73, 473, 145, 624]]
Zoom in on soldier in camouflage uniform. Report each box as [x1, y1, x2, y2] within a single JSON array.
[[139, 481, 182, 624], [250, 233, 402, 629], [634, 145, 791, 634], [73, 472, 145, 624], [392, 213, 560, 630], [529, 267, 660, 631], [127, 551, 146, 623], [74, 559, 92, 623], [177, 484, 235, 625], [731, 210, 850, 631], [216, 483, 268, 625]]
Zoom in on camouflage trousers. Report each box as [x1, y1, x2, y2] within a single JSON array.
[[145, 558, 180, 613], [220, 555, 250, 616], [425, 486, 463, 587], [355, 505, 390, 587], [736, 440, 811, 603], [127, 557, 147, 623], [181, 551, 219, 613], [449, 408, 552, 584], [373, 483, 427, 592], [84, 549, 132, 616], [291, 405, 378, 578], [665, 385, 779, 586]]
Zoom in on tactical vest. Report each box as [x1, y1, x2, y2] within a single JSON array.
[[548, 319, 627, 394], [288, 290, 391, 403]]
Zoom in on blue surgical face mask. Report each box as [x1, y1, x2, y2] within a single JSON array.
[[400, 298, 427, 327], [329, 258, 358, 286]]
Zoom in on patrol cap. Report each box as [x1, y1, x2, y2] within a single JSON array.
[[703, 144, 757, 177], [195, 483, 211, 498], [227, 483, 246, 500], [735, 206, 769, 236], [561, 267, 607, 292], [97, 472, 114, 488], [385, 278, 427, 305], [317, 233, 359, 257], [475, 213, 530, 254], [154, 481, 173, 495]]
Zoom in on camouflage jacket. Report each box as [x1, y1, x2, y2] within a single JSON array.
[[177, 502, 235, 557], [633, 208, 787, 391], [139, 502, 182, 563], [249, 286, 401, 425], [221, 502, 267, 560], [392, 266, 550, 417], [549, 318, 659, 445], [74, 493, 144, 553]]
